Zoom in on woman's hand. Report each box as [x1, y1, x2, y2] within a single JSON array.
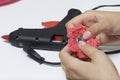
[[59, 42, 120, 80], [66, 10, 120, 44], [59, 10, 120, 80]]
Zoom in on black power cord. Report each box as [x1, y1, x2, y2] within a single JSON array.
[[24, 4, 120, 66], [23, 46, 61, 66], [105, 50, 120, 54], [92, 4, 120, 10]]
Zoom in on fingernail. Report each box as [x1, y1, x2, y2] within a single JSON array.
[[79, 41, 86, 46], [83, 31, 92, 40]]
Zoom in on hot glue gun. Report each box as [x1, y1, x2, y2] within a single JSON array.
[[2, 9, 81, 66]]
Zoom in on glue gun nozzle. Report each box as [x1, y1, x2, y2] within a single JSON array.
[[1, 35, 9, 40]]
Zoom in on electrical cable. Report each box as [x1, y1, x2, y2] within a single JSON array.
[[105, 50, 120, 54], [92, 4, 120, 10], [23, 46, 61, 65]]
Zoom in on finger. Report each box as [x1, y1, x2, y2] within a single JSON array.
[[59, 45, 87, 68], [96, 33, 120, 44], [61, 63, 66, 72], [78, 41, 107, 62], [59, 46, 74, 66], [65, 10, 97, 29], [65, 12, 89, 28], [61, 64, 71, 80], [104, 35, 120, 42], [61, 63, 73, 80], [59, 46, 78, 66], [83, 20, 112, 40]]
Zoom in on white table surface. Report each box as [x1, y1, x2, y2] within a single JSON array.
[[0, 0, 120, 80]]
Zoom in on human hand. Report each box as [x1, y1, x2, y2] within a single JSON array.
[[59, 10, 120, 80], [59, 42, 120, 80], [66, 10, 120, 44]]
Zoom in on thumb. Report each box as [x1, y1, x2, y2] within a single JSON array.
[[78, 41, 107, 62], [83, 20, 112, 40]]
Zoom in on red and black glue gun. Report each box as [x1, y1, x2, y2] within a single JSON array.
[[2, 9, 81, 66]]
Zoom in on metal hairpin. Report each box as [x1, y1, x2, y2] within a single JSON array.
[[77, 36, 84, 42]]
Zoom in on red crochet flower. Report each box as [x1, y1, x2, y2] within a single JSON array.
[[67, 24, 100, 59]]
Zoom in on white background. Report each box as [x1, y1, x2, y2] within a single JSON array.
[[0, 0, 120, 80]]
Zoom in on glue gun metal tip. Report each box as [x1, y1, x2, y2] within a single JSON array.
[[1, 35, 9, 40]]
